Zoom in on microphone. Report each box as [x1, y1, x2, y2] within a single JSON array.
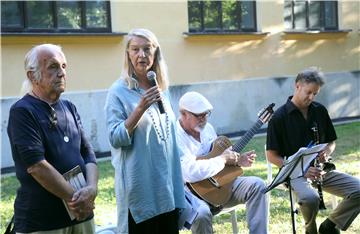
[[146, 71, 165, 114]]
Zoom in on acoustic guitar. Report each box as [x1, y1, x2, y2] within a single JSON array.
[[187, 103, 275, 207]]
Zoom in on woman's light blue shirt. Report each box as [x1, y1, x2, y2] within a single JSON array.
[[105, 78, 185, 233]]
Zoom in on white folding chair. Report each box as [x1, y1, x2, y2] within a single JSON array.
[[217, 206, 239, 234], [265, 145, 299, 230]]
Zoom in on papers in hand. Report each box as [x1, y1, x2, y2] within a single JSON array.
[[62, 165, 87, 220], [264, 143, 327, 193]]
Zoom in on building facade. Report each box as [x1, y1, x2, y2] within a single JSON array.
[[1, 0, 359, 169]]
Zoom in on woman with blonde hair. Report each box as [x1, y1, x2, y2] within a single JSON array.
[[105, 28, 185, 234]]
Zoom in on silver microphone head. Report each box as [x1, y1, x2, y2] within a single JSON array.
[[147, 71, 157, 86], [146, 71, 156, 81]]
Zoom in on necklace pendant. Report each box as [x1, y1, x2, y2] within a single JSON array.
[[63, 136, 69, 143]]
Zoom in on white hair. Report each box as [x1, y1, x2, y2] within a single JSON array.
[[20, 44, 64, 95], [121, 28, 169, 90]]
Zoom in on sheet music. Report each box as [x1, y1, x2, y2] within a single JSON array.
[[264, 143, 327, 193], [285, 143, 327, 179], [285, 143, 327, 164]]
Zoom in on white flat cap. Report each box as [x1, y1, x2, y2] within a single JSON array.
[[179, 91, 213, 114]]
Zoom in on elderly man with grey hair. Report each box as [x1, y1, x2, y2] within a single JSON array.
[[7, 44, 98, 233], [176, 91, 269, 234]]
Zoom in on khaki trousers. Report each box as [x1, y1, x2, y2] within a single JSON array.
[[291, 170, 360, 234], [17, 218, 95, 234], [191, 176, 269, 234]]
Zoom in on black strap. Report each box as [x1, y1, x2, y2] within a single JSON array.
[[4, 215, 14, 234]]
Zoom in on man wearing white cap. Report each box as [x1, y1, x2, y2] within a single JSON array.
[[176, 91, 268, 234]]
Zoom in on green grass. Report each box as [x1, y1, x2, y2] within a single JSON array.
[[1, 122, 359, 233]]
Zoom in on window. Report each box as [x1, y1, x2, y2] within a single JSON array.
[[284, 0, 338, 31], [188, 0, 257, 33], [1, 1, 111, 33]]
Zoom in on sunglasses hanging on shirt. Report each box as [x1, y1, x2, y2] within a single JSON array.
[[48, 104, 70, 143], [49, 107, 58, 129]]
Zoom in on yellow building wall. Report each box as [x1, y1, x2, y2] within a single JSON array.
[[1, 0, 359, 97]]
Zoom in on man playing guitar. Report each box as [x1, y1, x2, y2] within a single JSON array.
[[176, 91, 268, 234]]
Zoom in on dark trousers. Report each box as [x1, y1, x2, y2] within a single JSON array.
[[128, 209, 179, 234]]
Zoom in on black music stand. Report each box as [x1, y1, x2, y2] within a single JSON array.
[[263, 143, 327, 234]]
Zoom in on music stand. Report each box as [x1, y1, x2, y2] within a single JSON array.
[[263, 143, 327, 234]]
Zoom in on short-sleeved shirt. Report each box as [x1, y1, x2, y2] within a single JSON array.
[[266, 96, 337, 158], [7, 94, 96, 233]]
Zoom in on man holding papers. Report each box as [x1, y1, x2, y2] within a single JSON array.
[[266, 67, 359, 234], [7, 44, 98, 233]]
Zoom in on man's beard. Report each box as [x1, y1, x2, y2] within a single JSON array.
[[194, 123, 206, 132]]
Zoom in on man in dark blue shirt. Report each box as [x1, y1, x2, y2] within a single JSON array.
[[266, 67, 360, 234], [7, 44, 98, 233]]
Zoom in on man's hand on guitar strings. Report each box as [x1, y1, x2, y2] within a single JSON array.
[[238, 150, 256, 167], [220, 151, 241, 166]]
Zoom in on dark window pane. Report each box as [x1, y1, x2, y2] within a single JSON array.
[[203, 0, 220, 31], [309, 1, 321, 29], [188, 1, 202, 32], [241, 1, 256, 30], [2, 1, 112, 33], [26, 1, 53, 29], [86, 1, 108, 28], [294, 1, 306, 29], [284, 0, 338, 31], [324, 1, 337, 29], [187, 0, 256, 33], [284, 0, 292, 29], [1, 2, 22, 28], [57, 1, 81, 29], [222, 0, 239, 31]]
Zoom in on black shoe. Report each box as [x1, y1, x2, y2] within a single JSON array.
[[319, 219, 340, 234]]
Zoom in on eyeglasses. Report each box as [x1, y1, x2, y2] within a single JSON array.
[[190, 111, 211, 119], [49, 107, 58, 128]]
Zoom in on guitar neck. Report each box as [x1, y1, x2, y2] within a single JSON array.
[[232, 119, 263, 153]]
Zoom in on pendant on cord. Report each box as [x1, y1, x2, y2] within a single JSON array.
[[64, 136, 69, 143]]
